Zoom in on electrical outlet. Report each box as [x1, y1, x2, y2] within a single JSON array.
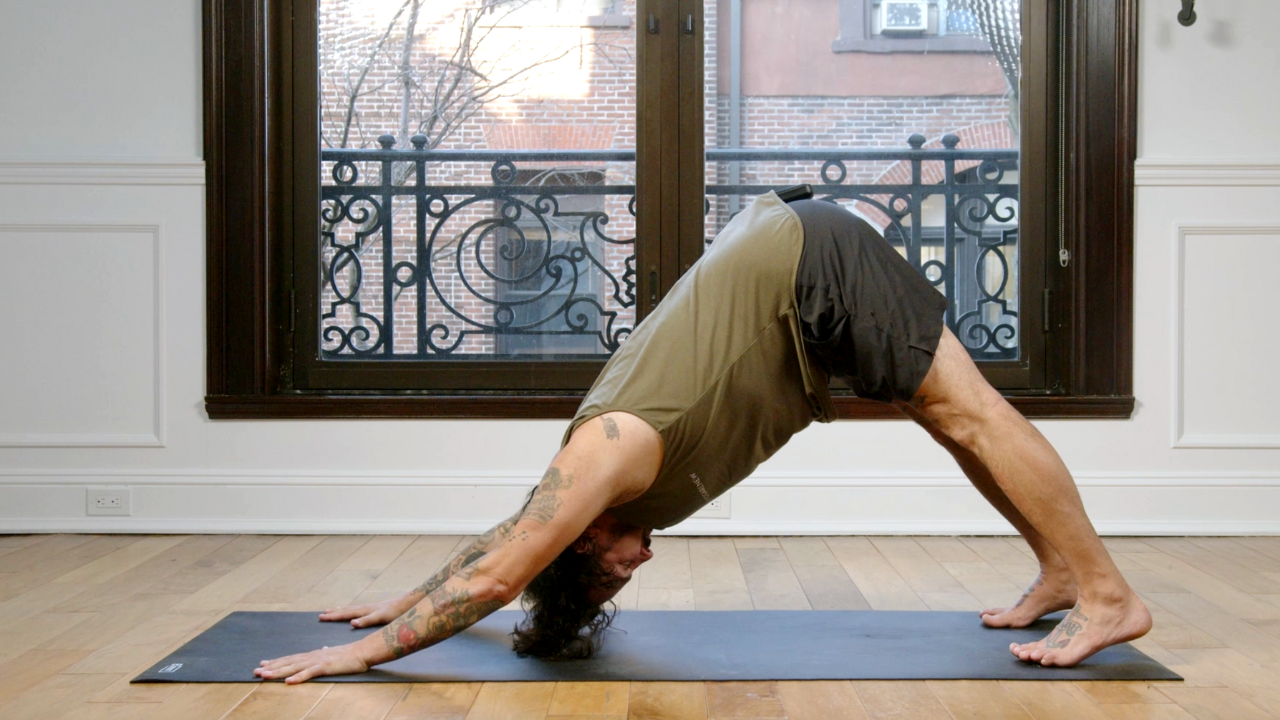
[[87, 487, 131, 516], [691, 492, 731, 519]]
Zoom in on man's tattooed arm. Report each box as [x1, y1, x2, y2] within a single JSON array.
[[602, 416, 621, 440], [521, 467, 574, 525], [379, 582, 505, 659], [413, 513, 521, 596]]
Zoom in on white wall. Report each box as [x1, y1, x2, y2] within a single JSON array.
[[1, 0, 1276, 534]]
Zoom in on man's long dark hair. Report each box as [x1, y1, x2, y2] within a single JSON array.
[[510, 490, 618, 659]]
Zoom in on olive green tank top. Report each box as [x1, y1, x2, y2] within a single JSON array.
[[563, 193, 836, 529]]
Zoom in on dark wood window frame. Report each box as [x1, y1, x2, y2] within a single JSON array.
[[204, 0, 1136, 420]]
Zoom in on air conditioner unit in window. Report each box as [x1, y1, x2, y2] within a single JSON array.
[[880, 0, 929, 34]]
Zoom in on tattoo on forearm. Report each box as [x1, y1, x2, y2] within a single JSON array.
[[602, 417, 620, 440], [1044, 603, 1088, 649], [380, 586, 504, 659], [521, 467, 573, 525], [415, 516, 518, 595]]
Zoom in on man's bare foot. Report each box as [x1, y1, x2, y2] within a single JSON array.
[[980, 571, 1078, 628], [1009, 590, 1152, 667]]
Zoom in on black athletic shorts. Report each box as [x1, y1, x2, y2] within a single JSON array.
[[790, 199, 948, 403]]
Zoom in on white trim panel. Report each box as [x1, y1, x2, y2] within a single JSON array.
[[0, 160, 205, 186], [0, 223, 166, 447], [1135, 159, 1280, 187], [1, 474, 1277, 536], [1173, 224, 1280, 448]]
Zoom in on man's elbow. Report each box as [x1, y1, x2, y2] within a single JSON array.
[[475, 574, 521, 607]]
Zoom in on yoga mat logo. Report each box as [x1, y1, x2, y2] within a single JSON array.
[[158, 663, 184, 674]]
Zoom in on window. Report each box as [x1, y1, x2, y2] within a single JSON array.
[[834, 0, 996, 53], [205, 0, 1137, 419]]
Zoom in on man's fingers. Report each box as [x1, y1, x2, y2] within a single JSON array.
[[286, 666, 320, 684]]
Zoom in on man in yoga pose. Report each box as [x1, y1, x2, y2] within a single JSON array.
[[256, 192, 1151, 684]]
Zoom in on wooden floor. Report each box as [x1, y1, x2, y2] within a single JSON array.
[[1, 534, 1279, 719]]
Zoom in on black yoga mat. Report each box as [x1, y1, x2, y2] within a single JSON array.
[[132, 610, 1179, 683]]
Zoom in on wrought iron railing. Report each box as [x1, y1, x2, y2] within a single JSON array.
[[319, 133, 1020, 360]]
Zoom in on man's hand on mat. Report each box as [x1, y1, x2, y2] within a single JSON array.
[[254, 642, 370, 684], [318, 595, 419, 628]]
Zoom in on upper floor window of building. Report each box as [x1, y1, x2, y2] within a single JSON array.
[[835, 0, 997, 53]]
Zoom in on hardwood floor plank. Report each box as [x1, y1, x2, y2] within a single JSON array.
[[939, 560, 1026, 609], [705, 681, 786, 718], [999, 680, 1112, 720], [628, 682, 707, 720], [59, 700, 160, 720], [337, 536, 416, 571], [1102, 538, 1161, 554], [301, 683, 409, 720], [173, 536, 325, 614], [0, 648, 93, 703], [1130, 552, 1280, 621], [1074, 682, 1176, 705], [737, 548, 811, 610], [1155, 687, 1274, 720], [144, 683, 257, 720], [958, 537, 1038, 580], [241, 536, 370, 604], [688, 539, 753, 611], [1145, 591, 1280, 666], [1139, 594, 1228, 650], [927, 680, 1035, 719], [792, 564, 871, 610], [385, 682, 481, 720], [40, 593, 188, 652], [90, 674, 185, 704], [547, 681, 628, 716], [221, 682, 332, 720], [637, 588, 696, 610], [464, 682, 555, 720], [288, 569, 380, 611], [1, 672, 120, 720], [776, 680, 871, 720], [358, 535, 462, 601], [1233, 538, 1280, 563], [64, 611, 216, 674], [1143, 538, 1280, 594], [1188, 538, 1280, 574], [917, 591, 985, 611], [51, 536, 189, 588], [0, 534, 47, 549], [1117, 567, 1186, 595], [53, 535, 236, 613], [639, 538, 693, 590], [1100, 704, 1197, 720], [732, 537, 781, 550], [916, 537, 985, 563], [144, 536, 282, 595], [0, 536, 139, 601], [851, 681, 951, 720], [1172, 647, 1280, 717], [871, 537, 971, 594], [825, 537, 928, 610], [0, 611, 95, 662], [0, 534, 94, 573], [778, 537, 844, 567]]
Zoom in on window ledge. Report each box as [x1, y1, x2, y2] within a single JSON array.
[[205, 394, 1135, 420], [832, 36, 992, 54]]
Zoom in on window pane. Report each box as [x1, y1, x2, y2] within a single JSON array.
[[318, 0, 636, 358], [704, 0, 1021, 361]]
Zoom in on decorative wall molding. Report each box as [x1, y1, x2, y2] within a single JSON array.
[[0, 223, 166, 447], [1, 472, 1276, 535], [1134, 159, 1280, 186], [0, 159, 205, 186], [1173, 224, 1280, 448]]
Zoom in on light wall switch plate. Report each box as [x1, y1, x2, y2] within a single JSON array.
[[87, 487, 132, 516], [691, 492, 731, 519]]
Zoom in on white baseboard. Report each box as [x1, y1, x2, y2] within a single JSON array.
[[1134, 159, 1280, 187], [0, 159, 205, 185], [1, 471, 1277, 536]]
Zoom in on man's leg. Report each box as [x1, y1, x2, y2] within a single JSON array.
[[894, 400, 1078, 627], [904, 327, 1150, 666]]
